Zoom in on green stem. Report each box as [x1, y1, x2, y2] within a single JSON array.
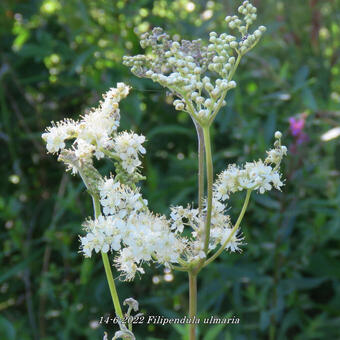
[[92, 195, 124, 321], [192, 119, 205, 212], [203, 126, 213, 254], [204, 189, 252, 267], [101, 252, 124, 320], [188, 272, 197, 340]]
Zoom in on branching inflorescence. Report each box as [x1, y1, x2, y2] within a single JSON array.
[[123, 1, 265, 126], [42, 2, 286, 339]]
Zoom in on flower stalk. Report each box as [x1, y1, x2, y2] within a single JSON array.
[[192, 119, 205, 213], [204, 189, 252, 268], [188, 272, 198, 340], [202, 126, 213, 254], [92, 195, 124, 320]]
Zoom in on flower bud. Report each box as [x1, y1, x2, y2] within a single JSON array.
[[275, 131, 282, 139], [196, 96, 204, 104], [254, 30, 262, 38], [229, 81, 237, 88], [228, 56, 236, 64], [230, 41, 238, 49], [124, 297, 139, 312], [225, 16, 232, 23]]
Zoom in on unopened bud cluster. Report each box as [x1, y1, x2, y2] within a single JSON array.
[[123, 1, 266, 125]]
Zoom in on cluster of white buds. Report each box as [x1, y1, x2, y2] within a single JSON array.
[[214, 132, 287, 200], [42, 83, 146, 181], [226, 0, 257, 30], [123, 1, 266, 125]]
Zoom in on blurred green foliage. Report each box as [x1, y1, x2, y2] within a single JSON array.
[[1, 0, 340, 339]]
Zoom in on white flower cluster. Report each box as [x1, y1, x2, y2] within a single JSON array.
[[79, 134, 285, 279], [42, 83, 146, 176], [81, 215, 124, 257], [170, 198, 243, 263], [80, 177, 186, 280], [99, 178, 147, 217], [80, 175, 244, 278], [214, 132, 287, 200], [207, 198, 242, 253], [123, 1, 265, 123], [113, 132, 146, 174]]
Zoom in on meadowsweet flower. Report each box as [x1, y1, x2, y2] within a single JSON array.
[[42, 119, 79, 153], [265, 146, 287, 165], [113, 132, 146, 174], [169, 196, 243, 262], [99, 178, 147, 217], [42, 82, 131, 165], [170, 205, 200, 233], [100, 82, 130, 116], [214, 132, 286, 198], [215, 160, 282, 196], [80, 215, 124, 257], [220, 228, 244, 252], [81, 179, 186, 280], [111, 210, 186, 281], [115, 247, 145, 281], [122, 212, 185, 264]]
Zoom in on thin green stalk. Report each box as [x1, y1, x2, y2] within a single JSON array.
[[187, 100, 205, 214], [192, 119, 205, 212], [203, 126, 213, 253], [204, 189, 252, 267], [171, 264, 188, 272], [101, 252, 124, 320], [188, 272, 197, 340], [92, 195, 124, 321]]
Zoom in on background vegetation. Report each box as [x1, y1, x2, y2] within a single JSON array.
[[1, 0, 340, 339]]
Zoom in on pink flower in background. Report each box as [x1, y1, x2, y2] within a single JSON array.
[[289, 114, 308, 152], [289, 117, 305, 137], [289, 114, 308, 144]]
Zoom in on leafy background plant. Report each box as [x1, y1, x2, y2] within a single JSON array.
[[1, 0, 340, 339]]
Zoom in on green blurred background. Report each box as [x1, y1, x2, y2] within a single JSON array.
[[1, 0, 340, 339]]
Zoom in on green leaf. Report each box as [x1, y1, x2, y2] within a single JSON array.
[[0, 249, 43, 284], [172, 324, 189, 340], [203, 323, 227, 340], [0, 316, 15, 340]]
